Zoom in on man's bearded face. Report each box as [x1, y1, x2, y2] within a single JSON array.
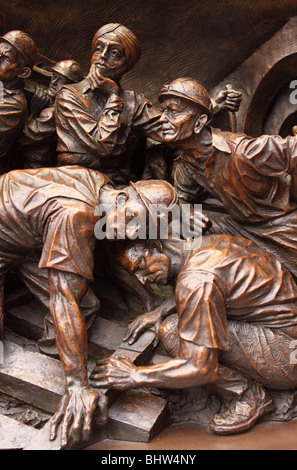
[[160, 97, 200, 143], [91, 36, 128, 81]]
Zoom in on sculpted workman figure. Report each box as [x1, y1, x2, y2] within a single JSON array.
[[0, 30, 37, 173], [0, 165, 178, 448], [90, 235, 297, 435], [154, 77, 297, 279], [55, 23, 241, 187], [20, 60, 84, 168]]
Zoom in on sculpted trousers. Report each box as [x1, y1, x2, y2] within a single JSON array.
[[159, 314, 297, 395]]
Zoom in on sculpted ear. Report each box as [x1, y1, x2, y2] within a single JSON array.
[[194, 114, 208, 134], [18, 66, 32, 79]]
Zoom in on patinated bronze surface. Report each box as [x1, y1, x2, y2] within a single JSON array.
[[19, 60, 84, 169], [91, 235, 297, 434], [0, 31, 37, 173], [0, 2, 297, 451]]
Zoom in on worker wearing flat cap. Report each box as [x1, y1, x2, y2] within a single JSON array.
[[20, 59, 84, 168], [0, 30, 37, 173], [55, 23, 241, 188]]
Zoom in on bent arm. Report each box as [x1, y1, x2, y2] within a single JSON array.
[[48, 269, 107, 448], [55, 87, 125, 157], [241, 134, 297, 176], [90, 340, 219, 390], [20, 107, 55, 145], [132, 340, 219, 388], [48, 269, 89, 387]]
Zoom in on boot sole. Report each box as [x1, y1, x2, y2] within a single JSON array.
[[210, 399, 275, 435]]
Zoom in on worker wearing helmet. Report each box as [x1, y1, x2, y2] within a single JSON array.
[[20, 59, 84, 168], [0, 163, 179, 448], [0, 30, 37, 172], [156, 77, 297, 280]]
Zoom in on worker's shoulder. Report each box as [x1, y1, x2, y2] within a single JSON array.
[[55, 78, 89, 101]]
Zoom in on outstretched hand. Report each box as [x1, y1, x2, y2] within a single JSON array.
[[123, 310, 163, 345], [89, 355, 138, 390], [49, 385, 107, 449]]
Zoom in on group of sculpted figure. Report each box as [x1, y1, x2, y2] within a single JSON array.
[[1, 23, 297, 449]]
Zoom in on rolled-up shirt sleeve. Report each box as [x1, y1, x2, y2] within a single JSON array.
[[176, 269, 230, 351], [238, 134, 297, 176]]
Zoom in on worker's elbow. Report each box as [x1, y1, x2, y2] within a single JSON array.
[[200, 362, 219, 383]]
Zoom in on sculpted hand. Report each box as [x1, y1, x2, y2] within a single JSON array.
[[213, 88, 242, 113], [30, 86, 51, 117], [87, 64, 120, 96], [189, 208, 212, 235], [49, 384, 107, 449], [123, 310, 163, 345], [89, 355, 139, 390]]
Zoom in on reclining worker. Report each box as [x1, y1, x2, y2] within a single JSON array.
[[155, 77, 297, 279], [90, 235, 297, 435], [0, 164, 178, 448]]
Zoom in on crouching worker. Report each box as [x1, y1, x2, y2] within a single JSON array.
[[90, 234, 297, 435]]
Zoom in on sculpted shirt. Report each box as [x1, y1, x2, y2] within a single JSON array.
[[55, 79, 162, 186], [0, 87, 27, 172], [176, 235, 297, 351], [0, 166, 110, 280], [174, 128, 297, 277]]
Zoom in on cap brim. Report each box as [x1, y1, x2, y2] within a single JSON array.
[[158, 90, 212, 115], [129, 181, 159, 238], [0, 37, 26, 62]]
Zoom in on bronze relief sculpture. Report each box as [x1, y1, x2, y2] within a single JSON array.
[[0, 14, 296, 451], [0, 31, 37, 174], [0, 164, 178, 448], [20, 60, 84, 169]]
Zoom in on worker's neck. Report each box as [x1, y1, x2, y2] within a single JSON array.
[[176, 126, 212, 156]]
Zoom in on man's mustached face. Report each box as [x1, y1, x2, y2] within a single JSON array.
[[91, 36, 127, 81]]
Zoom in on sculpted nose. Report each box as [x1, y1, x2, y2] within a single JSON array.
[[100, 46, 108, 60]]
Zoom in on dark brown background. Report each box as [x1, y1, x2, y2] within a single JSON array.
[[0, 0, 297, 105]]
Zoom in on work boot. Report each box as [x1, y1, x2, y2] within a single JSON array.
[[210, 382, 275, 435]]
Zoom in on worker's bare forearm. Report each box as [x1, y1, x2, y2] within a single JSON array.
[[48, 269, 90, 387]]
